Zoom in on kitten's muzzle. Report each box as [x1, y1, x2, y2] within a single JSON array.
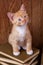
[[18, 19, 27, 26]]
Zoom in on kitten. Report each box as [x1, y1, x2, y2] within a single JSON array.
[[7, 4, 33, 56]]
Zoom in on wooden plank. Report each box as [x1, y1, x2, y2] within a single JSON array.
[[0, 0, 12, 44], [24, 55, 38, 65], [0, 43, 39, 63], [0, 51, 39, 64], [0, 0, 7, 44], [0, 61, 9, 65], [31, 60, 38, 65], [0, 0, 22, 44], [32, 0, 41, 47], [28, 55, 38, 65], [24, 60, 38, 65], [41, 48, 43, 65], [0, 57, 22, 65], [40, 0, 43, 46], [9, 0, 22, 12], [0, 55, 38, 65]]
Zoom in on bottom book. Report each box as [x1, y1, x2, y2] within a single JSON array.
[[0, 55, 38, 65], [0, 60, 38, 65]]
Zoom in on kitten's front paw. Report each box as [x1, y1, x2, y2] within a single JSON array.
[[27, 50, 33, 55], [13, 52, 20, 56]]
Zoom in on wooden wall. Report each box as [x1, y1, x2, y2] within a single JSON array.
[[0, 0, 43, 48]]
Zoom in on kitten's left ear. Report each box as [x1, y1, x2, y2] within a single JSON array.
[[7, 12, 14, 23], [20, 4, 26, 11]]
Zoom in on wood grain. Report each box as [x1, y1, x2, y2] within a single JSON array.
[[0, 0, 22, 44], [32, 0, 41, 47], [0, 0, 43, 48], [41, 0, 43, 47], [0, 61, 9, 65]]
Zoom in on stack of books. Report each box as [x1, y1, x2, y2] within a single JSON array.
[[0, 43, 40, 65]]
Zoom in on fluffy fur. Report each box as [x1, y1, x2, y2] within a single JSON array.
[[7, 4, 33, 56]]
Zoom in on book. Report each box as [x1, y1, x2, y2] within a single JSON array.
[[0, 43, 39, 64], [0, 57, 38, 65], [0, 61, 9, 65]]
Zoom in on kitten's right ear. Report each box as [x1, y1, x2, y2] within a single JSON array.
[[7, 12, 14, 23], [20, 4, 26, 11]]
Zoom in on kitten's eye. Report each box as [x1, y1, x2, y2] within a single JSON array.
[[24, 16, 26, 18], [18, 18, 21, 21]]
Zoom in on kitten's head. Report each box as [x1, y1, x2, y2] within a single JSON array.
[[7, 4, 29, 26]]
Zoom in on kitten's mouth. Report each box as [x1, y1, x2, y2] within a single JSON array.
[[18, 23, 26, 26], [18, 21, 27, 26]]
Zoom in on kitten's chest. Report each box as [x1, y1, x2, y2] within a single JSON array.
[[16, 26, 26, 37]]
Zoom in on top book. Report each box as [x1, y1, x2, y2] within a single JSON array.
[[0, 43, 39, 64]]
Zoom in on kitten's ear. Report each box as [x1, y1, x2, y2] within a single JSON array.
[[7, 12, 14, 23], [20, 4, 26, 11]]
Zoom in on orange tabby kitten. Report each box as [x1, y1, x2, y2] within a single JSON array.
[[7, 4, 33, 56]]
